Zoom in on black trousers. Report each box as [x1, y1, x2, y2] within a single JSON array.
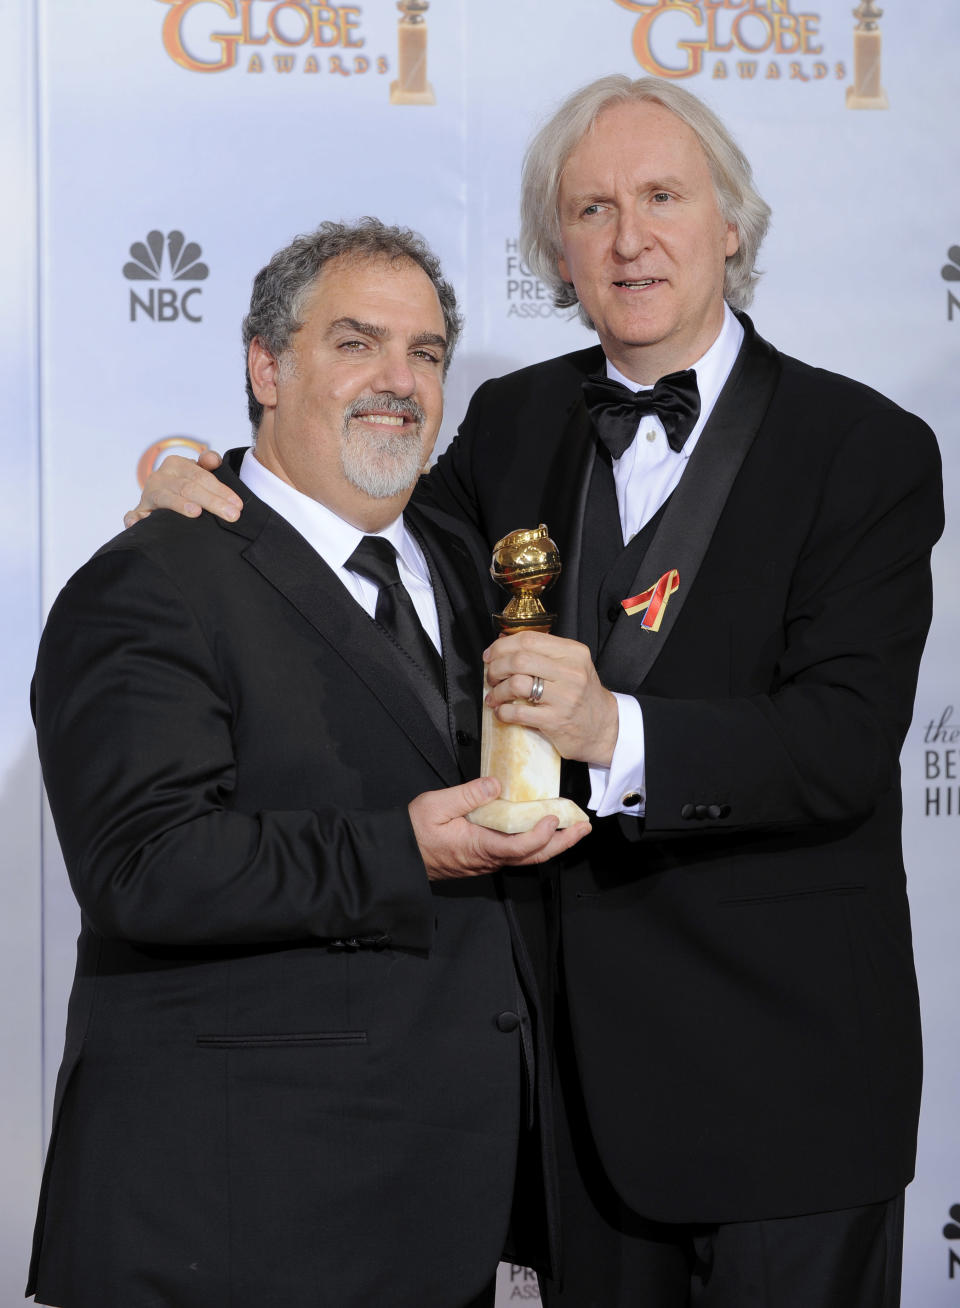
[[539, 983, 905, 1308]]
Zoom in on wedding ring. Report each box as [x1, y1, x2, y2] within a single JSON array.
[[528, 674, 545, 705]]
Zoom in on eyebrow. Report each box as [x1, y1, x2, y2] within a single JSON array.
[[410, 331, 448, 354], [563, 176, 689, 208], [326, 318, 447, 354], [326, 317, 387, 340]]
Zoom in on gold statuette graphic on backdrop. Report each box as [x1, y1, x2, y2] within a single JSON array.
[[390, 0, 436, 105], [468, 526, 590, 834], [846, 0, 889, 109]]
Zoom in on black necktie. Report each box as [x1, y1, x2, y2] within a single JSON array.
[[346, 535, 444, 696], [582, 368, 700, 459]]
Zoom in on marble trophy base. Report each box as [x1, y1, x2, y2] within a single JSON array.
[[845, 85, 888, 109], [468, 686, 589, 834], [390, 81, 435, 105], [846, 30, 887, 109], [468, 796, 588, 834]]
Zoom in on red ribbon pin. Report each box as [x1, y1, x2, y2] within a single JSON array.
[[621, 570, 680, 632]]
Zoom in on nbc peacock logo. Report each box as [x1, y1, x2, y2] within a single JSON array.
[[944, 1203, 960, 1278], [123, 230, 209, 324], [942, 246, 960, 322]]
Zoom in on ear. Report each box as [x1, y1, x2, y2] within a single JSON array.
[[557, 251, 571, 285], [725, 223, 739, 258], [248, 337, 281, 410]]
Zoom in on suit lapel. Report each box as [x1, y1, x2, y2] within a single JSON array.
[[214, 455, 461, 786], [597, 317, 781, 690], [539, 396, 599, 642]]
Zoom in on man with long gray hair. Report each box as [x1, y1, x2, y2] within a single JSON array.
[[30, 219, 588, 1308], [128, 79, 940, 1307]]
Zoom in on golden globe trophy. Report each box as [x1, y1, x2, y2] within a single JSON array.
[[390, 0, 435, 106], [468, 525, 590, 834], [846, 0, 889, 109]]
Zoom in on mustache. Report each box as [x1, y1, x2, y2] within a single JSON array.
[[343, 393, 426, 426]]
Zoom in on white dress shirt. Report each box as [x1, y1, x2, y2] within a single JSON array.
[[239, 449, 442, 652], [588, 304, 744, 817]]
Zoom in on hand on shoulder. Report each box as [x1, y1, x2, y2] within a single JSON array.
[[123, 449, 241, 527]]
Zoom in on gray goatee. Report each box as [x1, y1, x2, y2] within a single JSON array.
[[340, 393, 427, 499]]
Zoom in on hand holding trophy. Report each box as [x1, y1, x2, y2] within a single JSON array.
[[468, 525, 590, 834]]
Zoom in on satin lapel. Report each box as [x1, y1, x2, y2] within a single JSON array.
[[597, 319, 781, 690], [406, 510, 491, 780], [539, 398, 598, 642], [213, 458, 460, 785]]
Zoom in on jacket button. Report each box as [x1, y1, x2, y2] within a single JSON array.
[[706, 804, 722, 819], [680, 803, 695, 819], [455, 729, 473, 746], [607, 605, 621, 623], [718, 804, 731, 818], [694, 804, 708, 819], [496, 1011, 520, 1033]]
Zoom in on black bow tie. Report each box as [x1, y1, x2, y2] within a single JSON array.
[[582, 368, 701, 459]]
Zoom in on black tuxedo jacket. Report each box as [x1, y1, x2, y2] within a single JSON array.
[[417, 314, 943, 1223], [29, 455, 543, 1307]]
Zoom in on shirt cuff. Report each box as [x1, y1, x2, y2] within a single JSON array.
[[587, 693, 646, 817]]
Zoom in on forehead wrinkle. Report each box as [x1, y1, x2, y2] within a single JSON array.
[[562, 101, 716, 190], [564, 172, 686, 204]]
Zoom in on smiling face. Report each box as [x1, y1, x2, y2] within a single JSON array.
[[248, 254, 447, 530], [557, 98, 739, 384]]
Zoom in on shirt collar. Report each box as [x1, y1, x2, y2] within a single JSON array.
[[238, 448, 428, 582], [603, 303, 744, 459]]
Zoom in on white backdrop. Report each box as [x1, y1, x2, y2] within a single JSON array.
[[2, 1, 958, 1303]]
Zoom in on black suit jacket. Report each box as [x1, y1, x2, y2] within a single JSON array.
[[417, 314, 943, 1223], [29, 455, 543, 1307]]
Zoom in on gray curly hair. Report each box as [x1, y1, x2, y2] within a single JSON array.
[[242, 218, 463, 431], [520, 76, 771, 326]]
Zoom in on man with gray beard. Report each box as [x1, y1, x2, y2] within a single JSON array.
[[28, 219, 588, 1308]]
